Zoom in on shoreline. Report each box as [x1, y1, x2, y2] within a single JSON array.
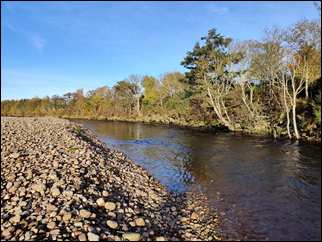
[[1, 117, 222, 241], [64, 116, 321, 145], [2, 115, 320, 144]]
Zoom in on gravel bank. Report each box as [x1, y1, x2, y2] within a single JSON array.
[[1, 117, 221, 241]]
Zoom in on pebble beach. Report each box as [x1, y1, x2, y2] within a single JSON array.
[[1, 117, 220, 241]]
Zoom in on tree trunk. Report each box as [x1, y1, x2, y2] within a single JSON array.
[[207, 87, 232, 129], [221, 100, 232, 124], [241, 90, 253, 118], [292, 96, 300, 139], [286, 110, 291, 139], [250, 87, 254, 104], [305, 79, 309, 99], [283, 86, 291, 139], [136, 96, 141, 116]]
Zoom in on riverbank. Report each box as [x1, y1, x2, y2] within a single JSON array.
[[62, 115, 321, 144], [1, 117, 221, 241]]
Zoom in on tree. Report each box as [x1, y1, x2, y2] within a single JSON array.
[[1, 22, 320, 141], [69, 89, 86, 117], [248, 28, 291, 137], [142, 76, 160, 107], [286, 20, 321, 98], [113, 80, 139, 116], [87, 86, 110, 117], [230, 40, 262, 123], [258, 25, 315, 140], [181, 28, 242, 130], [127, 75, 143, 116], [160, 72, 185, 100]]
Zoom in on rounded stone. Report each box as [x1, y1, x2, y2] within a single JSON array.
[[106, 220, 118, 229], [79, 209, 91, 218], [78, 233, 87, 241], [96, 198, 105, 207], [10, 152, 20, 159], [1, 229, 12, 238], [47, 221, 56, 230], [122, 233, 141, 241], [156, 236, 166, 241], [87, 232, 99, 241], [135, 217, 145, 227], [102, 191, 109, 197], [9, 215, 21, 224], [63, 212, 72, 222], [32, 183, 46, 195], [191, 212, 198, 220], [104, 202, 116, 211]]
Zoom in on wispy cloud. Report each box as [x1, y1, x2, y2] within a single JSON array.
[[3, 22, 17, 32], [2, 21, 46, 51], [208, 6, 230, 15], [30, 35, 46, 50]]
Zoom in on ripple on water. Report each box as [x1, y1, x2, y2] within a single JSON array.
[[74, 119, 321, 241]]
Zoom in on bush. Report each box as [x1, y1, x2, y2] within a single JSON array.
[[313, 94, 321, 126]]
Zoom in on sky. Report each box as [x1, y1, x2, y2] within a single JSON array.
[[1, 1, 320, 100]]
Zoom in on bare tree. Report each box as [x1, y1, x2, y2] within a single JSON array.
[[249, 28, 295, 138], [196, 57, 235, 130], [231, 40, 261, 122], [128, 74, 143, 116], [286, 20, 321, 98]]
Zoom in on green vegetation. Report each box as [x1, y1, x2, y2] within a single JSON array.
[[1, 19, 321, 141], [72, 126, 84, 135], [67, 146, 79, 153]]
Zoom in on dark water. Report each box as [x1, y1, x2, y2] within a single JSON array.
[[73, 119, 321, 241]]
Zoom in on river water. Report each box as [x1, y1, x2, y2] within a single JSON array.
[[73, 119, 321, 241]]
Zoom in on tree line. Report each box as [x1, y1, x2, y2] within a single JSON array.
[[1, 18, 321, 141]]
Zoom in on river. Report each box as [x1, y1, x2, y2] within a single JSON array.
[[72, 119, 321, 241]]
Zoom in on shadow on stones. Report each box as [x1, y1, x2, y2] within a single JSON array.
[[70, 126, 190, 240]]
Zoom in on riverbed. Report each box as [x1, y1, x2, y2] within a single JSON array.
[[72, 119, 321, 241]]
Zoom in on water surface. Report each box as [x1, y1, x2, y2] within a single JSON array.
[[73, 119, 321, 241]]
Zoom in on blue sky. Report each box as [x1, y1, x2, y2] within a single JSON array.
[[1, 1, 320, 100]]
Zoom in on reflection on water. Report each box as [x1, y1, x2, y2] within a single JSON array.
[[73, 119, 321, 241]]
